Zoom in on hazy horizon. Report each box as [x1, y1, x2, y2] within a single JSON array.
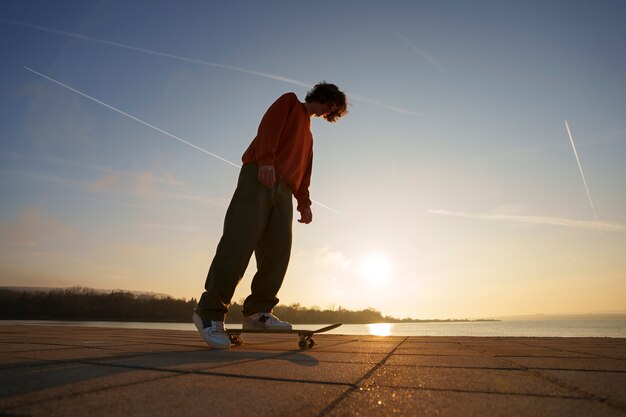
[[1, 1, 625, 320], [2, 285, 625, 320]]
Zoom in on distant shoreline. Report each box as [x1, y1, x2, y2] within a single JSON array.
[[0, 317, 500, 324], [3, 287, 625, 322], [0, 287, 501, 324], [3, 318, 625, 338]]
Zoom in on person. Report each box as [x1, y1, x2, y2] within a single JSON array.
[[193, 82, 348, 349]]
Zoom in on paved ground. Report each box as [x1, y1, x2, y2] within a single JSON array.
[[0, 325, 624, 416]]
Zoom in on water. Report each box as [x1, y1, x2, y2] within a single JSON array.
[[2, 319, 625, 338]]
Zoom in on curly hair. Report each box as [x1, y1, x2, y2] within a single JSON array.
[[305, 82, 348, 122]]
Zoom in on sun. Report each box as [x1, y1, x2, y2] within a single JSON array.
[[358, 252, 393, 282]]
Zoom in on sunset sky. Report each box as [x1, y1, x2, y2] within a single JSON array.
[[1, 1, 625, 319]]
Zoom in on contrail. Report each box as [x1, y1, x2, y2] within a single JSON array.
[[24, 66, 241, 169], [428, 210, 626, 232], [565, 120, 600, 229], [3, 19, 311, 88], [393, 29, 448, 76], [23, 67, 424, 253], [3, 18, 423, 116]]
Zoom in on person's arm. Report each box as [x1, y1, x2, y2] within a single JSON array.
[[296, 153, 313, 224]]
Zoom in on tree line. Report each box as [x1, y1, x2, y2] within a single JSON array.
[[0, 287, 497, 324]]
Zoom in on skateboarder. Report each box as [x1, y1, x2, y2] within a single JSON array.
[[193, 82, 348, 349]]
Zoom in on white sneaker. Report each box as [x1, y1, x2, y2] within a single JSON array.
[[243, 312, 292, 331], [192, 311, 230, 349]]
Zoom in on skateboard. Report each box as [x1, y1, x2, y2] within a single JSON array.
[[226, 323, 342, 350]]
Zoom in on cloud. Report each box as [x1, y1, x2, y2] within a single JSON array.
[[5, 165, 223, 212], [3, 152, 225, 210], [0, 207, 76, 248], [4, 152, 186, 189], [428, 209, 626, 232]]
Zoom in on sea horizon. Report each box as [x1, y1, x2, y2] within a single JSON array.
[[4, 318, 625, 338]]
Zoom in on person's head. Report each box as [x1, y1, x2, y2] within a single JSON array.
[[305, 82, 348, 122]]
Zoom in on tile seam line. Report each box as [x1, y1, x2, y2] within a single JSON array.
[[316, 336, 409, 417], [512, 340, 625, 360], [381, 363, 626, 373], [1, 359, 356, 411], [78, 351, 316, 373], [76, 358, 356, 387], [2, 352, 327, 381], [456, 341, 626, 412], [382, 364, 527, 370], [531, 367, 626, 412], [1, 372, 182, 412], [7, 345, 311, 369], [485, 351, 626, 413], [86, 351, 387, 368], [3, 344, 380, 372], [356, 385, 592, 399]]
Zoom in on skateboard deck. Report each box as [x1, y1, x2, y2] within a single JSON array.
[[226, 323, 342, 349]]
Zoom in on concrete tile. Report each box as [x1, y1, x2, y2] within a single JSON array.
[[100, 343, 201, 353], [365, 365, 581, 397], [7, 374, 348, 417], [9, 347, 129, 362], [2, 336, 88, 346], [280, 350, 387, 364], [89, 349, 292, 372], [353, 336, 406, 343], [0, 355, 38, 366], [313, 340, 401, 353], [488, 349, 596, 358], [386, 354, 519, 369], [0, 343, 80, 353], [501, 356, 626, 371], [550, 348, 626, 359], [0, 363, 170, 409], [399, 342, 466, 349], [206, 358, 374, 384], [405, 337, 464, 343], [395, 347, 484, 356], [2, 327, 624, 417], [327, 387, 626, 417], [518, 339, 625, 349], [541, 369, 626, 407]]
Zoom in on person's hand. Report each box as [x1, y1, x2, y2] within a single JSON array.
[[258, 165, 275, 188], [298, 207, 313, 224]]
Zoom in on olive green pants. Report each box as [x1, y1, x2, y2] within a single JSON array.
[[196, 164, 293, 322]]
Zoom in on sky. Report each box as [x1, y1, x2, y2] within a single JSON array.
[[1, 0, 625, 319]]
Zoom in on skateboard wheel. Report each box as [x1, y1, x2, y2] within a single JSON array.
[[229, 334, 243, 346], [298, 339, 307, 349], [308, 339, 315, 348]]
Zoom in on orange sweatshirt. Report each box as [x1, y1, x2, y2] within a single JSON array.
[[242, 92, 313, 212]]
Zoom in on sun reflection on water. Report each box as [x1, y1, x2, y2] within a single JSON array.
[[368, 323, 392, 336]]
